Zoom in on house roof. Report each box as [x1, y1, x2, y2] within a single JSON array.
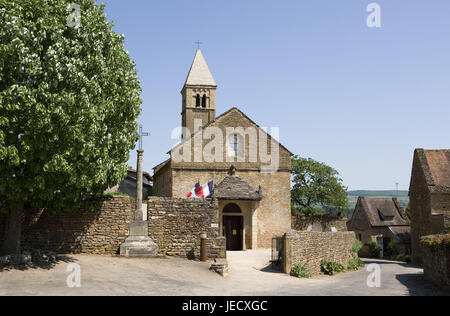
[[184, 49, 216, 87], [153, 159, 170, 175], [212, 166, 262, 201], [413, 149, 450, 194], [358, 197, 409, 227], [388, 226, 411, 242], [126, 168, 153, 186]]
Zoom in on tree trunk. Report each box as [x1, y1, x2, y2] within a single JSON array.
[[1, 202, 24, 255]]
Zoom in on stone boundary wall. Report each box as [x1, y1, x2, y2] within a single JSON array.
[[420, 234, 450, 290], [292, 215, 348, 232], [0, 196, 133, 255], [147, 197, 226, 260], [282, 230, 356, 275]]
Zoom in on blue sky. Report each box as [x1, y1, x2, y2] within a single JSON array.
[[99, 0, 450, 190]]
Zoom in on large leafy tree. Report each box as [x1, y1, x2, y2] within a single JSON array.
[[0, 0, 141, 255], [291, 156, 348, 216]]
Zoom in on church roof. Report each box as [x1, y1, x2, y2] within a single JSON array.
[[411, 149, 450, 194], [212, 167, 262, 201], [184, 50, 216, 87]]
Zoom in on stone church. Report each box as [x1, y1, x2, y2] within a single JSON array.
[[153, 50, 292, 249]]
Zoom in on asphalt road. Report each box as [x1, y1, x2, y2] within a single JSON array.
[[0, 249, 448, 296]]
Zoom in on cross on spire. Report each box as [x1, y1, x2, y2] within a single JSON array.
[[138, 124, 150, 150], [194, 40, 203, 50]]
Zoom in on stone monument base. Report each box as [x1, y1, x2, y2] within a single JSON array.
[[120, 220, 159, 257], [120, 236, 159, 257]]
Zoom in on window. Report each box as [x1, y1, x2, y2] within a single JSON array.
[[377, 209, 394, 221], [195, 94, 200, 107], [228, 134, 238, 157], [202, 95, 207, 108]]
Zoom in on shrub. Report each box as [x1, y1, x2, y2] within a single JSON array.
[[386, 240, 405, 257], [384, 240, 412, 262], [103, 191, 135, 199], [420, 234, 450, 247], [368, 242, 381, 258], [347, 240, 365, 270], [290, 263, 310, 278], [347, 258, 365, 270], [351, 240, 363, 257], [320, 261, 345, 275]]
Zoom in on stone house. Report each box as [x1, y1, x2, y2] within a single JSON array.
[[409, 149, 450, 264], [152, 50, 293, 249], [347, 197, 410, 257]]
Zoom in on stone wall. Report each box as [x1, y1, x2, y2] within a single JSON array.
[[0, 196, 133, 255], [147, 197, 226, 259], [420, 234, 450, 290], [292, 215, 348, 232], [282, 230, 356, 275], [0, 196, 227, 260], [0, 213, 5, 246], [431, 194, 450, 216], [410, 151, 432, 264]]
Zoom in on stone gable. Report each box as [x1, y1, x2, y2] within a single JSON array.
[[169, 107, 292, 172], [410, 148, 450, 263]]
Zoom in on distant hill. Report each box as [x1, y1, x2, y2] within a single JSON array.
[[346, 190, 409, 217], [347, 190, 409, 198]]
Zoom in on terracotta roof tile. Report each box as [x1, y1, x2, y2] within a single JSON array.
[[413, 149, 450, 194]]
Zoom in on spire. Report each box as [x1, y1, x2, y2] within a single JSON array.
[[184, 50, 216, 87]]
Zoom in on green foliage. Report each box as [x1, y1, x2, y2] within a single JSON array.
[[420, 234, 450, 247], [351, 240, 363, 257], [290, 263, 310, 278], [291, 156, 348, 216], [386, 240, 405, 258], [291, 203, 325, 216], [405, 202, 411, 220], [0, 0, 141, 211], [402, 254, 411, 262], [347, 240, 365, 270], [347, 258, 365, 270], [320, 261, 345, 275], [145, 186, 154, 199], [103, 191, 135, 200], [368, 242, 381, 258], [383, 240, 411, 262]]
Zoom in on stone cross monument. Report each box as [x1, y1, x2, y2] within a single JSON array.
[[120, 148, 158, 257]]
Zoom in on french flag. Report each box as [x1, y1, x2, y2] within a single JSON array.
[[187, 181, 213, 198]]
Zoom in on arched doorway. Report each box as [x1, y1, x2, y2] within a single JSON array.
[[222, 203, 243, 251]]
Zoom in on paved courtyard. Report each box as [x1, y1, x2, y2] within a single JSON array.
[[0, 249, 448, 296]]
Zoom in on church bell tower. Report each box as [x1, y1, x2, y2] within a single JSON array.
[[181, 49, 217, 138]]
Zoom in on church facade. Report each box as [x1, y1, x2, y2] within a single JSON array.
[[153, 50, 292, 249]]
